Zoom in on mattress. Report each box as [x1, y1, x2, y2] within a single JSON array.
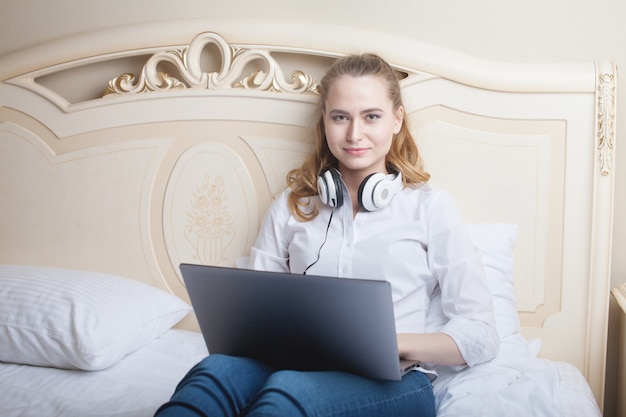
[[0, 329, 208, 417], [0, 329, 600, 417]]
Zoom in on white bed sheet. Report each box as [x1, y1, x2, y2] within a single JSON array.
[[0, 330, 600, 417], [434, 335, 601, 417], [0, 329, 208, 417]]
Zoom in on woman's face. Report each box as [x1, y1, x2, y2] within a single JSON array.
[[323, 75, 403, 179]]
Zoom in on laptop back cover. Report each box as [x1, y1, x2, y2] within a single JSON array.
[[180, 263, 402, 380]]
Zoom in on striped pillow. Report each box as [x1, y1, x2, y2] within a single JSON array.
[[0, 265, 191, 370]]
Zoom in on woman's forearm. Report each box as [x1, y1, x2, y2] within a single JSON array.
[[397, 332, 466, 366]]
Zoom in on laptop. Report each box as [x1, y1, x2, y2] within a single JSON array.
[[180, 263, 418, 381]]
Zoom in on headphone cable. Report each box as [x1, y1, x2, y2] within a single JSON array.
[[303, 209, 334, 275]]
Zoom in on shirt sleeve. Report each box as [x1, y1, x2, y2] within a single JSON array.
[[426, 191, 500, 367], [247, 190, 292, 273]]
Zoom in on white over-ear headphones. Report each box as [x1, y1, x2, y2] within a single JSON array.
[[317, 168, 403, 211], [317, 169, 344, 208]]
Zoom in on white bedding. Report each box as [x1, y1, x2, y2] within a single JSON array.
[[433, 335, 601, 417], [0, 330, 600, 417], [0, 329, 208, 417]]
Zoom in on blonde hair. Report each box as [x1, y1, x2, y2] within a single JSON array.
[[287, 53, 430, 221]]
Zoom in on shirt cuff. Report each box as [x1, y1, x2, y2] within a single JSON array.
[[440, 316, 500, 367]]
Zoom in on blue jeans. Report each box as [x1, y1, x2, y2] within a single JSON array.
[[155, 354, 435, 417]]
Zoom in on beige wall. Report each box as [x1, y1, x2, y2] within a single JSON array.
[[1, 0, 624, 414]]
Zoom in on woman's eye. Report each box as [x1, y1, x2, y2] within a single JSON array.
[[366, 114, 381, 121], [332, 115, 348, 121]]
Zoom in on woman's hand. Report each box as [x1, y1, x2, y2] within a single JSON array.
[[397, 332, 466, 366]]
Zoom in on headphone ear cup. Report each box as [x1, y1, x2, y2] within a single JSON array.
[[358, 173, 385, 212], [317, 169, 343, 208], [358, 172, 403, 212]]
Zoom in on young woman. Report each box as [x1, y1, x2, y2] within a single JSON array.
[[155, 53, 499, 417]]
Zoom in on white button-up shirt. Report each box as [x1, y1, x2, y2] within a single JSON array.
[[248, 181, 499, 367]]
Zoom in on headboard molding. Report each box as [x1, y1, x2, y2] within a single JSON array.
[[104, 32, 321, 96], [0, 18, 598, 100]]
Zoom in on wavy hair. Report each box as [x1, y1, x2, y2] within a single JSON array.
[[287, 53, 430, 221]]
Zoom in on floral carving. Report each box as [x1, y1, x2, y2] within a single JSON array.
[[104, 32, 319, 96], [185, 174, 235, 265], [597, 72, 615, 176]]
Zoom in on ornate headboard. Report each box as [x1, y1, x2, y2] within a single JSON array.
[[0, 19, 615, 405]]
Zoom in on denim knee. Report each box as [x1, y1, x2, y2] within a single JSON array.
[[246, 370, 313, 417], [157, 354, 275, 417], [247, 370, 435, 417]]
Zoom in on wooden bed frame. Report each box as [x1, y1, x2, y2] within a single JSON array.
[[0, 18, 615, 408], [612, 284, 626, 416]]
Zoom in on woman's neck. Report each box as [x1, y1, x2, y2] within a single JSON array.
[[340, 170, 385, 218]]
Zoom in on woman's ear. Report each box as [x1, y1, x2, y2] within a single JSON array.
[[393, 106, 404, 134]]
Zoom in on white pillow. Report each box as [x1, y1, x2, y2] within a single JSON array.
[[466, 223, 520, 338], [0, 265, 191, 371]]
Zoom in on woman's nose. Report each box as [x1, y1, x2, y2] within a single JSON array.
[[348, 121, 363, 141]]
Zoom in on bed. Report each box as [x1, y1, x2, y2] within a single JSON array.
[[0, 18, 615, 416]]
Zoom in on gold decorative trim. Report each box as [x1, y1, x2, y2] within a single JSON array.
[[104, 32, 319, 96], [597, 71, 616, 176]]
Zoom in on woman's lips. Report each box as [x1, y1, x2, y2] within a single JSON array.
[[345, 147, 369, 156]]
